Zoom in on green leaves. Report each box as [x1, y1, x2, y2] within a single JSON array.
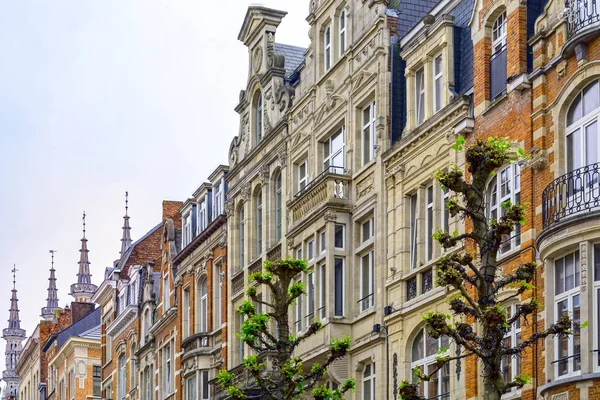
[[451, 135, 466, 151]]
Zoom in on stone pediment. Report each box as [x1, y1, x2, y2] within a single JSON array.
[[238, 6, 287, 45]]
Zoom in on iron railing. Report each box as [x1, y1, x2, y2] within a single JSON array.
[[541, 162, 600, 229], [490, 46, 507, 100], [566, 0, 600, 38]]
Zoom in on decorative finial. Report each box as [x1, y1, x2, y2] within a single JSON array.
[[49, 249, 57, 268], [11, 264, 17, 289], [125, 191, 129, 216], [82, 211, 86, 238]]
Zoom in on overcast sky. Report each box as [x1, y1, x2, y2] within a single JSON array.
[[0, 1, 308, 376]]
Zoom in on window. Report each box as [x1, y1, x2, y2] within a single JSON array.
[[144, 367, 152, 400], [409, 194, 418, 269], [69, 371, 75, 400], [555, 251, 581, 377], [106, 334, 113, 362], [407, 277, 417, 301], [339, 10, 346, 56], [334, 258, 344, 317], [415, 67, 425, 125], [422, 269, 433, 295], [362, 363, 376, 400], [130, 344, 137, 391], [200, 370, 209, 400], [239, 314, 245, 361], [433, 54, 443, 113], [183, 288, 190, 338], [163, 276, 170, 311], [360, 251, 374, 311], [199, 278, 208, 332], [240, 205, 245, 267], [490, 11, 507, 100], [361, 218, 374, 243], [216, 265, 223, 327], [324, 128, 345, 173], [186, 375, 197, 400], [320, 230, 326, 253], [214, 180, 224, 217], [362, 102, 376, 165], [594, 244, 600, 371], [306, 272, 315, 326], [298, 160, 308, 192], [324, 24, 332, 71], [442, 187, 450, 237], [93, 366, 101, 397], [411, 328, 450, 399], [256, 191, 263, 254], [296, 278, 303, 332], [426, 186, 434, 262], [488, 164, 521, 254], [502, 304, 522, 394], [492, 11, 507, 54], [183, 213, 193, 247], [297, 246, 303, 261], [198, 199, 207, 233], [165, 344, 172, 394], [256, 94, 263, 143], [118, 354, 126, 399], [275, 173, 282, 241], [319, 263, 326, 319], [566, 80, 600, 176], [334, 224, 345, 249], [308, 240, 315, 260]]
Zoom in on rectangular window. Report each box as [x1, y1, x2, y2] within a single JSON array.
[[442, 187, 450, 237], [334, 258, 344, 317], [186, 375, 197, 400], [298, 160, 308, 192], [415, 67, 425, 125], [239, 314, 245, 361], [324, 127, 345, 172], [183, 213, 193, 247], [360, 251, 374, 311], [240, 207, 245, 267], [407, 277, 417, 301], [320, 230, 326, 253], [426, 186, 434, 262], [410, 194, 418, 269], [93, 366, 101, 397], [334, 224, 344, 249], [308, 240, 315, 260], [256, 192, 263, 255], [296, 279, 303, 332], [362, 102, 376, 165], [362, 362, 376, 400], [306, 272, 315, 326], [555, 251, 581, 295], [214, 180, 223, 217], [163, 277, 170, 311], [433, 54, 443, 112], [216, 266, 222, 327], [183, 288, 190, 338], [361, 218, 374, 243], [165, 345, 172, 394], [319, 263, 326, 319], [145, 369, 152, 400], [275, 174, 282, 241], [198, 199, 207, 232], [69, 371, 75, 400], [297, 247, 303, 261], [106, 334, 113, 362], [324, 24, 332, 71], [555, 251, 581, 377], [422, 269, 433, 294], [339, 10, 346, 56], [201, 370, 210, 400]]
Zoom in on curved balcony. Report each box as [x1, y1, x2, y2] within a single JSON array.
[[566, 0, 600, 39], [540, 162, 600, 236]]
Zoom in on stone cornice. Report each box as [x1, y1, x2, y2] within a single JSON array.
[[149, 306, 177, 336], [48, 337, 101, 367]]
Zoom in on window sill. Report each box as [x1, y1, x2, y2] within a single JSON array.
[[481, 92, 508, 116], [353, 307, 376, 323], [495, 246, 521, 265], [539, 371, 600, 396], [355, 239, 374, 255], [501, 390, 521, 400], [353, 159, 377, 181]]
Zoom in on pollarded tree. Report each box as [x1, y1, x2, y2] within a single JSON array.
[[217, 258, 355, 400], [398, 137, 573, 400]]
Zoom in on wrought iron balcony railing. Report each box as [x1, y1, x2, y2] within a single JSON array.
[[566, 0, 600, 39], [541, 162, 600, 229]]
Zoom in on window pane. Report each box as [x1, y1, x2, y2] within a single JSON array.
[[557, 299, 569, 375], [583, 80, 599, 115], [426, 334, 439, 357], [574, 294, 581, 372], [334, 258, 344, 316], [586, 121, 599, 166], [567, 129, 583, 172], [565, 253, 575, 291], [595, 245, 600, 281], [555, 257, 564, 295], [334, 225, 344, 248], [412, 330, 424, 362]]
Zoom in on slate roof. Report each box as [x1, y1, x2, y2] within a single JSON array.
[[275, 43, 306, 79], [394, 0, 439, 37], [77, 324, 101, 340], [56, 307, 101, 349]]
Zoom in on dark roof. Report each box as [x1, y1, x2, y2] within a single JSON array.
[[56, 307, 101, 349], [395, 0, 439, 37], [275, 43, 306, 79], [77, 325, 101, 340], [115, 222, 163, 273]]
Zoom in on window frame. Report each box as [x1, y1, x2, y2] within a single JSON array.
[[256, 94, 263, 144], [334, 224, 345, 250], [334, 257, 345, 317], [339, 9, 347, 57], [409, 194, 418, 269], [275, 173, 282, 242], [298, 160, 308, 192], [296, 278, 303, 333], [239, 205, 245, 267], [256, 190, 263, 255], [306, 271, 315, 327], [362, 362, 376, 400], [361, 101, 376, 166], [319, 263, 327, 320], [186, 375, 197, 400], [433, 53, 443, 113], [487, 164, 521, 256], [323, 127, 345, 172], [492, 11, 507, 55], [324, 24, 332, 72], [411, 328, 450, 399], [199, 278, 208, 333], [359, 250, 375, 312], [501, 304, 522, 396], [118, 354, 126, 400], [415, 67, 425, 125], [425, 186, 434, 262]]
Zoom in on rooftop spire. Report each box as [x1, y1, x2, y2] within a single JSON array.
[[41, 250, 60, 320], [120, 191, 132, 257], [70, 212, 97, 303], [2, 264, 26, 400], [8, 265, 20, 329]]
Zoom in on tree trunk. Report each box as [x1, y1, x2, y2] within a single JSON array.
[[482, 381, 502, 400]]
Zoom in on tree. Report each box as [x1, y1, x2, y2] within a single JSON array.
[[398, 137, 573, 400], [217, 258, 355, 400]]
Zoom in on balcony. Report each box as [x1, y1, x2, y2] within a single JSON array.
[[540, 163, 600, 234], [566, 0, 600, 39], [106, 304, 138, 338], [266, 243, 281, 261], [181, 332, 213, 356], [231, 270, 245, 299], [288, 167, 352, 228], [248, 257, 263, 277]]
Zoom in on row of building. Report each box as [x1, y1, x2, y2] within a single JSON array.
[[3, 0, 600, 399]]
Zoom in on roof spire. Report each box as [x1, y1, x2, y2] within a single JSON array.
[[120, 191, 132, 257], [2, 264, 26, 399], [41, 250, 60, 320], [70, 211, 97, 303]]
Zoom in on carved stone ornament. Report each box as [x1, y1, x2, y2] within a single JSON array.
[[324, 211, 338, 221], [224, 199, 234, 218], [264, 102, 273, 134], [287, 237, 295, 250], [521, 149, 548, 171], [241, 182, 252, 201], [259, 164, 270, 184], [277, 149, 288, 166], [219, 231, 227, 248], [581, 242, 588, 293], [557, 60, 568, 78], [242, 115, 250, 152], [253, 47, 263, 73], [357, 176, 374, 200], [266, 32, 275, 67]]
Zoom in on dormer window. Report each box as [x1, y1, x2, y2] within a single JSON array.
[[324, 24, 332, 72], [182, 213, 193, 247], [339, 10, 347, 56], [255, 93, 263, 144], [198, 199, 207, 233], [214, 180, 224, 216]]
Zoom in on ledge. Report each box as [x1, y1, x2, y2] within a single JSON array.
[[538, 371, 600, 396]]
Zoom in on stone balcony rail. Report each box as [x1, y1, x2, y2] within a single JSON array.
[[266, 243, 282, 261], [541, 162, 600, 230], [248, 257, 263, 278], [231, 270, 245, 299], [288, 166, 352, 226], [181, 332, 213, 355]]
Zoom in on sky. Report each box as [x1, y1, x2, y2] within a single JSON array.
[[0, 0, 309, 378]]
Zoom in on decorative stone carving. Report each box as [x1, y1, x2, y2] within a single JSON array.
[[241, 182, 251, 201], [287, 238, 295, 250], [277, 149, 288, 166], [324, 211, 338, 221], [239, 90, 246, 103], [574, 42, 588, 62], [224, 199, 234, 218], [551, 393, 568, 400], [580, 242, 588, 293], [264, 102, 273, 135], [219, 231, 227, 248], [557, 60, 567, 78], [259, 164, 270, 185], [241, 115, 250, 152], [253, 47, 263, 73], [356, 175, 374, 200], [521, 149, 548, 171], [266, 32, 275, 67], [275, 79, 295, 112]]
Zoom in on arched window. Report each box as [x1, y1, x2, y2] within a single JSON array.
[[256, 190, 263, 255], [411, 328, 450, 399], [275, 173, 282, 241], [239, 205, 245, 267], [256, 93, 263, 144], [118, 354, 126, 400], [566, 79, 600, 172], [199, 278, 208, 332], [487, 164, 521, 254], [492, 11, 507, 54]]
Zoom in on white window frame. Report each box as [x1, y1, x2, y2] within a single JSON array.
[[163, 276, 170, 311], [442, 187, 450, 237], [415, 67, 425, 125], [165, 344, 172, 394], [320, 230, 326, 253], [488, 164, 521, 255], [492, 11, 507, 55], [183, 287, 190, 338], [334, 257, 345, 317], [296, 278, 303, 333], [566, 80, 600, 174], [306, 272, 315, 326], [324, 24, 332, 72], [256, 94, 263, 144], [411, 329, 450, 399], [324, 127, 345, 172], [361, 217, 374, 244], [214, 180, 223, 217], [186, 375, 197, 400], [200, 370, 210, 400], [360, 251, 374, 312], [362, 101, 376, 166], [198, 198, 207, 233], [409, 194, 418, 269], [183, 212, 193, 247], [362, 362, 376, 400], [308, 239, 315, 260], [275, 173, 282, 242], [298, 160, 308, 192], [594, 244, 600, 372], [339, 10, 347, 57], [426, 186, 434, 262], [501, 304, 522, 396], [240, 205, 245, 267], [200, 278, 208, 332], [433, 53, 443, 113], [145, 367, 152, 400], [118, 354, 126, 400], [216, 265, 223, 327], [319, 263, 326, 320], [256, 191, 263, 255], [334, 224, 345, 250]]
